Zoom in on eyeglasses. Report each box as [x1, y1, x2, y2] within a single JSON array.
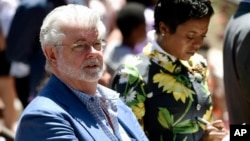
[[70, 40, 106, 52], [56, 39, 106, 53]]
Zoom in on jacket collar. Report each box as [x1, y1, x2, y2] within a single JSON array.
[[45, 74, 142, 140]]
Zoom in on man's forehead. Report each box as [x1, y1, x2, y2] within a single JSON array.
[[63, 26, 99, 38]]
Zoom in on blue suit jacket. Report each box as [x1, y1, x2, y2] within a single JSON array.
[[15, 75, 149, 141]]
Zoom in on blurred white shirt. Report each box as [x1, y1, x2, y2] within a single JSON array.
[[0, 0, 19, 37]]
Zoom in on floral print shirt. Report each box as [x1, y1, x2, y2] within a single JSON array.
[[111, 42, 213, 141]]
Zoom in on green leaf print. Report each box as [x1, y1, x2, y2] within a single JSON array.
[[125, 65, 140, 85], [173, 119, 199, 134], [158, 107, 174, 129], [158, 108, 199, 134], [137, 93, 146, 102]]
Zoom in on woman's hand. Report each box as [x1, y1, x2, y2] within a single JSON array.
[[202, 120, 228, 141]]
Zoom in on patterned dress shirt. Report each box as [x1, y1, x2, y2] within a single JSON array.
[[69, 86, 131, 141]]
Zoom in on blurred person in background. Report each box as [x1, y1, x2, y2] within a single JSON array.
[[104, 2, 147, 77], [126, 0, 157, 53], [0, 0, 20, 133], [5, 0, 85, 108], [88, 0, 126, 87]]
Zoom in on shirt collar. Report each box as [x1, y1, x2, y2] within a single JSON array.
[[147, 30, 177, 62], [67, 84, 119, 109], [69, 86, 98, 106]]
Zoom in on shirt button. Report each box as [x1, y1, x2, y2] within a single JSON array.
[[90, 97, 95, 102], [196, 104, 201, 111]]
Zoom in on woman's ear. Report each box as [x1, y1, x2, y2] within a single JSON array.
[[159, 22, 170, 36], [44, 46, 57, 66]]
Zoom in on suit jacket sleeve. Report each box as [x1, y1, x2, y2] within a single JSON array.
[[236, 29, 250, 95], [15, 103, 80, 141]]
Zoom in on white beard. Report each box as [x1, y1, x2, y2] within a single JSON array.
[[57, 55, 104, 82]]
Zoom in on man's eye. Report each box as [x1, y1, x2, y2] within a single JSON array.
[[93, 42, 102, 50], [72, 44, 85, 51], [94, 42, 101, 46], [76, 44, 84, 48]]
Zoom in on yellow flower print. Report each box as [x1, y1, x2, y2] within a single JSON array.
[[142, 43, 153, 56], [131, 102, 145, 120], [198, 106, 213, 129], [163, 61, 176, 73], [153, 71, 195, 103], [202, 106, 213, 122], [145, 48, 181, 74], [150, 51, 177, 73], [180, 54, 208, 82]]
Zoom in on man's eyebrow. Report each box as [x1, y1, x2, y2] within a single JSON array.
[[74, 39, 87, 43], [74, 38, 103, 43]]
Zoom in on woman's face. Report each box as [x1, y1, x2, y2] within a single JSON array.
[[158, 17, 210, 60]]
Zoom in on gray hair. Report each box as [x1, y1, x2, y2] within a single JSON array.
[[39, 4, 106, 71]]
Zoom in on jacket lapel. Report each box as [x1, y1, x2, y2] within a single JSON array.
[[69, 104, 109, 140], [116, 102, 142, 140], [47, 75, 108, 140], [49, 75, 144, 140]]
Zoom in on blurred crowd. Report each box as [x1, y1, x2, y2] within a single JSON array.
[[0, 0, 240, 140]]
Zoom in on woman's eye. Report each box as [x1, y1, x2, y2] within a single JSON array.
[[187, 36, 194, 40]]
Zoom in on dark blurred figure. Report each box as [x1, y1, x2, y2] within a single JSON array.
[[6, 0, 85, 108], [125, 0, 157, 53], [0, 25, 16, 141], [104, 2, 146, 77], [223, 0, 250, 124], [0, 0, 20, 134]]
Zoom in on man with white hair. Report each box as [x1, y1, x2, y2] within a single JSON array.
[[15, 4, 148, 141]]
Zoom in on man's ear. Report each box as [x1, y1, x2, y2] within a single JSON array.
[[44, 46, 57, 66], [159, 22, 170, 36]]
